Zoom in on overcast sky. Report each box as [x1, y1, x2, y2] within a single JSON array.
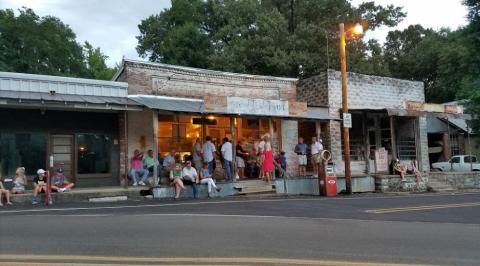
[[1, 0, 469, 67]]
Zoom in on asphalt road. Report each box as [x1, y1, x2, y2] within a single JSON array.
[[1, 193, 480, 265]]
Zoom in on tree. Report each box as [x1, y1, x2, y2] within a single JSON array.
[[0, 8, 88, 77], [0, 8, 116, 80], [83, 41, 118, 80], [136, 0, 406, 77], [460, 0, 480, 131]]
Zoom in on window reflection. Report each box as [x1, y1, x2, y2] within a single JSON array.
[[0, 132, 47, 177], [77, 134, 111, 174]]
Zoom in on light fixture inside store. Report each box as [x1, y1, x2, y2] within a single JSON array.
[[208, 115, 215, 120]]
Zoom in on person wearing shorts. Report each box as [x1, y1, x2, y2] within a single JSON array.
[[51, 168, 75, 192], [311, 137, 323, 178], [32, 169, 50, 204], [294, 137, 308, 176]]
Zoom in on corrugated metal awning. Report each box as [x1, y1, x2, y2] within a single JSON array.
[[129, 95, 335, 120], [129, 95, 204, 113], [303, 107, 333, 120], [0, 90, 141, 110], [387, 108, 471, 119]]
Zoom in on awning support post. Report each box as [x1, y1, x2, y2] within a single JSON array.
[[230, 115, 237, 183], [153, 110, 159, 186]]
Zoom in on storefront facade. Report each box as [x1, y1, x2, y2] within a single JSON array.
[[115, 60, 332, 180], [0, 72, 140, 187], [298, 70, 431, 175]]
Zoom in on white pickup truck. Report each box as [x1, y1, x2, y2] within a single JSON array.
[[432, 155, 480, 172]]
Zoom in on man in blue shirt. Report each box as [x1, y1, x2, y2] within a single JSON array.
[[294, 137, 308, 176]]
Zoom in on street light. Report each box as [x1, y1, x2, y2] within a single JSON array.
[[339, 22, 363, 194]]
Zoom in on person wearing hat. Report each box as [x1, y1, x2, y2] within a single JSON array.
[[32, 169, 50, 204], [51, 167, 75, 193]]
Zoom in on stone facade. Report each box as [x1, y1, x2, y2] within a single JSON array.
[[326, 70, 424, 119], [298, 70, 429, 175], [281, 120, 299, 175], [296, 72, 329, 107]]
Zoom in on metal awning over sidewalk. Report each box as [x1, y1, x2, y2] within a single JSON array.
[[0, 90, 142, 111], [129, 94, 335, 120], [128, 95, 204, 113]]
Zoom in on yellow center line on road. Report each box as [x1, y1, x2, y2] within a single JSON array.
[[365, 202, 480, 214], [0, 254, 435, 266]]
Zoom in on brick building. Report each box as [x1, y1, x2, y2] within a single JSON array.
[[114, 59, 333, 182]]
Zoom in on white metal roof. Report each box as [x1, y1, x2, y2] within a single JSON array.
[[0, 71, 128, 97]]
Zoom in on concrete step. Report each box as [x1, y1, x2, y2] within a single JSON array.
[[238, 188, 276, 195], [234, 179, 273, 189], [8, 187, 147, 204]]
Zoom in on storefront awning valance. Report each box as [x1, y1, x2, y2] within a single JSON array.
[[0, 90, 141, 110], [129, 95, 204, 113], [387, 108, 472, 119], [130, 94, 334, 120]]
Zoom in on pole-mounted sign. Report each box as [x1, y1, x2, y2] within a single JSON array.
[[343, 113, 352, 128]]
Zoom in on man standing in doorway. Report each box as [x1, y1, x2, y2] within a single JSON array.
[[295, 137, 308, 176], [202, 136, 216, 175], [311, 137, 323, 178], [192, 138, 203, 172], [221, 137, 233, 181]]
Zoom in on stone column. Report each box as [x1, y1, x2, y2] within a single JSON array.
[[328, 120, 344, 175], [417, 116, 430, 173], [281, 120, 298, 176]]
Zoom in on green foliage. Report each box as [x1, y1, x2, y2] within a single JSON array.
[[83, 41, 118, 80], [136, 0, 406, 77], [0, 7, 116, 80], [383, 0, 480, 130]]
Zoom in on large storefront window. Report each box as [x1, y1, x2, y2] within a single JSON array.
[[157, 114, 274, 162], [158, 115, 202, 160], [77, 134, 112, 174], [0, 132, 47, 177]]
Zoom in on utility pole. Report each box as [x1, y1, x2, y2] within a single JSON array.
[[339, 23, 352, 194]]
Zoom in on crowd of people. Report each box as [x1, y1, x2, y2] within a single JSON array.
[[130, 133, 292, 197], [129, 133, 330, 199], [0, 166, 75, 206]]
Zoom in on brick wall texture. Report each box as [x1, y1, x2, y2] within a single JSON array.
[[296, 72, 329, 107], [123, 61, 297, 101]]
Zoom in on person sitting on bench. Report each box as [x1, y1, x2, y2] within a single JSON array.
[[170, 163, 185, 200], [199, 162, 221, 198], [182, 161, 199, 198]]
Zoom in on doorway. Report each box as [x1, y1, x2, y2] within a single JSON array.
[[50, 134, 74, 182]]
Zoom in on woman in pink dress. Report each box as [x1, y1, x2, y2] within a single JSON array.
[[262, 142, 274, 183]]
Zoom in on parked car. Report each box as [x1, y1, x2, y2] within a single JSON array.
[[432, 155, 480, 172]]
